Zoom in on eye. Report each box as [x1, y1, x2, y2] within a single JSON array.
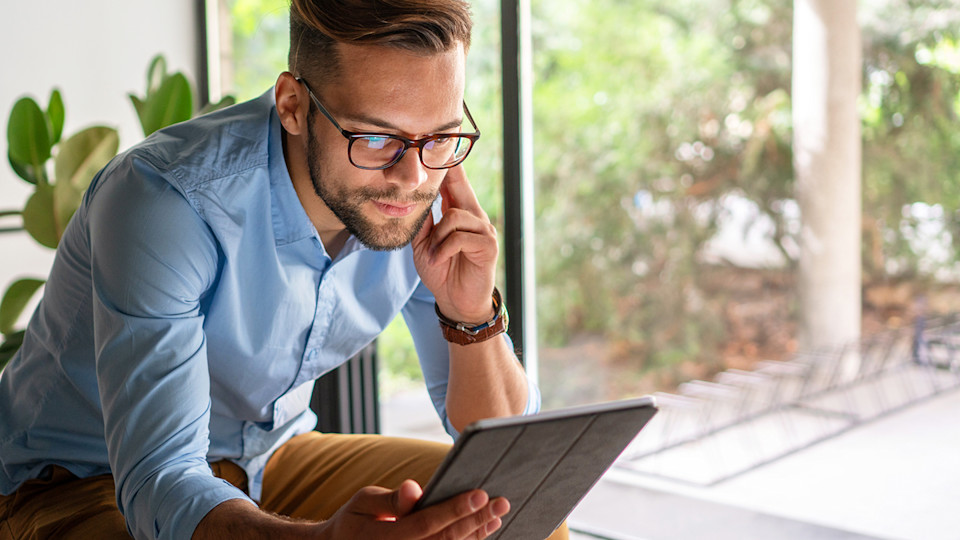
[[427, 137, 455, 149], [362, 136, 390, 150]]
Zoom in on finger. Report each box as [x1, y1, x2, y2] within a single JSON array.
[[430, 230, 498, 269], [396, 489, 491, 538], [425, 496, 510, 540], [392, 480, 423, 519], [428, 208, 493, 252], [345, 485, 401, 519], [440, 165, 484, 216]]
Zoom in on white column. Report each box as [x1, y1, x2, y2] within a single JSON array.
[[792, 0, 862, 351]]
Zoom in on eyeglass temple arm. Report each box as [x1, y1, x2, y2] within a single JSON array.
[[295, 77, 355, 138]]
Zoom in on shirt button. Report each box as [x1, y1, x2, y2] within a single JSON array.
[[307, 349, 318, 361]]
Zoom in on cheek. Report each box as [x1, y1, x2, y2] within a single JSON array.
[[426, 169, 447, 191]]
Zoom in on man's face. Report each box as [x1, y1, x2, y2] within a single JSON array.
[[304, 43, 467, 251]]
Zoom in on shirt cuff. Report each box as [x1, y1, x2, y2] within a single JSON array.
[[149, 475, 255, 540], [522, 376, 542, 416]]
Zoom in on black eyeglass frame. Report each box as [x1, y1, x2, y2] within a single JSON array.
[[296, 77, 481, 171]]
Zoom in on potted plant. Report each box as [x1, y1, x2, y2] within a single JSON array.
[[0, 55, 233, 367]]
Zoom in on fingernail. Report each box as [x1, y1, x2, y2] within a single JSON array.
[[470, 492, 487, 511], [491, 498, 510, 516], [486, 517, 502, 534]]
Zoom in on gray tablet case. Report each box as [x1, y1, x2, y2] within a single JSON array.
[[415, 396, 658, 539]]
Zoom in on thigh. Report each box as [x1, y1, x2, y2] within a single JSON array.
[[260, 431, 451, 521], [0, 467, 129, 540]]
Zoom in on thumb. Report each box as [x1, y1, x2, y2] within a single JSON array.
[[391, 479, 423, 518]]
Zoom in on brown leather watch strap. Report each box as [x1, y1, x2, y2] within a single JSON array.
[[435, 288, 509, 345]]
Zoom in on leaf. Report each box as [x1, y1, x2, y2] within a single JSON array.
[[146, 55, 167, 96], [7, 97, 52, 176], [47, 89, 65, 145], [8, 152, 41, 185], [54, 126, 118, 191], [22, 183, 58, 248], [129, 94, 146, 130], [0, 278, 44, 335], [0, 330, 26, 370], [139, 73, 193, 136], [53, 126, 118, 236], [199, 95, 237, 116]]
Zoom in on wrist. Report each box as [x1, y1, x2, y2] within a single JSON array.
[[193, 500, 320, 540], [435, 288, 508, 346]]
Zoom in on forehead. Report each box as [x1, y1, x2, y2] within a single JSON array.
[[321, 43, 467, 132]]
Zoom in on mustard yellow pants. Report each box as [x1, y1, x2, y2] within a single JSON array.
[[0, 431, 568, 539]]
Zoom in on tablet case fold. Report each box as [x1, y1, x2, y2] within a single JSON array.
[[416, 397, 658, 539]]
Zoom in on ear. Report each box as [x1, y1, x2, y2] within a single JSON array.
[[275, 71, 309, 136]]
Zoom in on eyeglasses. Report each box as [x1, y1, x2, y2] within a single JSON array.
[[297, 78, 481, 170]]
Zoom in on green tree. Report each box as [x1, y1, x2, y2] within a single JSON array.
[[529, 0, 960, 382]]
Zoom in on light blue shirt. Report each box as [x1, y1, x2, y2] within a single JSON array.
[[0, 90, 539, 540]]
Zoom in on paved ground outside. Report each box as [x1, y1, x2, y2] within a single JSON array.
[[382, 384, 960, 540]]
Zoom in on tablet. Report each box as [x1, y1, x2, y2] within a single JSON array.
[[414, 396, 658, 539]]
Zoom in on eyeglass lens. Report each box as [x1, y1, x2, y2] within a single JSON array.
[[350, 135, 473, 169]]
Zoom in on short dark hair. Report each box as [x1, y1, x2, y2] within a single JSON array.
[[289, 0, 473, 87]]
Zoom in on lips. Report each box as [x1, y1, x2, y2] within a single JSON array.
[[372, 200, 417, 218]]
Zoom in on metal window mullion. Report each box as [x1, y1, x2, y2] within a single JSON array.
[[501, 0, 538, 381]]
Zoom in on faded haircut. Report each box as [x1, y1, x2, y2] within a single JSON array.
[[289, 0, 473, 87]]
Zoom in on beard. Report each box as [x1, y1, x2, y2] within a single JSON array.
[[306, 119, 438, 251]]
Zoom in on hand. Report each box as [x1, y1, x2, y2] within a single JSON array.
[[316, 480, 509, 539], [413, 166, 499, 323]]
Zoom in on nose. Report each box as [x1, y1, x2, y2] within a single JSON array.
[[385, 146, 429, 191]]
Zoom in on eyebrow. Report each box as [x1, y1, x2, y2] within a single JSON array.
[[340, 112, 464, 135]]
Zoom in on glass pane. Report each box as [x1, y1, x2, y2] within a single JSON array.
[[530, 0, 798, 409], [219, 0, 290, 101]]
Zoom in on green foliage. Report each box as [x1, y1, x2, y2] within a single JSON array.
[[858, 3, 960, 278], [0, 278, 43, 368], [530, 0, 960, 380], [6, 92, 119, 248], [377, 315, 424, 397], [1, 54, 234, 367], [6, 90, 62, 186], [529, 0, 793, 368], [225, 0, 291, 102], [0, 279, 45, 335], [129, 55, 235, 136]]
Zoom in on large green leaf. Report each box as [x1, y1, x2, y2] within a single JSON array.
[[199, 95, 237, 116], [146, 55, 167, 96], [0, 330, 26, 370], [138, 73, 193, 136], [7, 97, 52, 177], [54, 126, 118, 191], [47, 89, 65, 145], [53, 126, 120, 237], [8, 152, 41, 185], [52, 126, 118, 236], [22, 183, 58, 248], [0, 278, 44, 335], [129, 94, 147, 130]]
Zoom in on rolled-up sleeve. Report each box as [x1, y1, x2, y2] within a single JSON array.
[[401, 281, 541, 438], [86, 156, 251, 540]]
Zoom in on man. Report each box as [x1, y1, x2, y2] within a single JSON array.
[[0, 1, 565, 538]]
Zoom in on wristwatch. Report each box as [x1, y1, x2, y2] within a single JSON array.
[[435, 288, 509, 345]]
